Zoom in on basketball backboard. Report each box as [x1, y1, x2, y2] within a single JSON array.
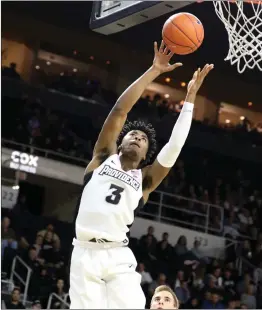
[[90, 1, 193, 35]]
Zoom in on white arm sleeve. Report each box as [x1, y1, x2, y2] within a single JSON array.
[[157, 102, 194, 168]]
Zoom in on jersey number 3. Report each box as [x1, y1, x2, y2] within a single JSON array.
[[105, 184, 124, 205]]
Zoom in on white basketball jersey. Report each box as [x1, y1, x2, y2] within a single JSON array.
[[75, 154, 144, 243]]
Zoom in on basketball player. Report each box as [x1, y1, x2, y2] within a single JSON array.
[[69, 40, 213, 309], [150, 285, 179, 309]]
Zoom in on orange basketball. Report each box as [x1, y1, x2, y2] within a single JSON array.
[[162, 13, 204, 55]]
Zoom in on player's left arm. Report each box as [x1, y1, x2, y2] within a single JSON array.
[[142, 64, 214, 199]]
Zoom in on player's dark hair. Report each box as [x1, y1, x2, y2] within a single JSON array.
[[117, 120, 157, 168]]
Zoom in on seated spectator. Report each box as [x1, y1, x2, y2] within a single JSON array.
[[137, 262, 153, 286], [238, 209, 253, 234], [140, 226, 157, 248], [191, 267, 205, 292], [32, 235, 44, 258], [236, 273, 252, 296], [241, 240, 253, 266], [240, 284, 257, 309], [252, 243, 262, 266], [203, 277, 217, 296], [253, 262, 262, 285], [5, 288, 25, 309], [174, 235, 188, 256], [223, 269, 236, 291], [202, 292, 225, 309], [28, 115, 41, 138], [140, 235, 157, 264], [41, 231, 55, 262], [24, 247, 44, 272], [51, 279, 68, 309], [227, 300, 237, 309], [224, 215, 240, 240], [36, 268, 53, 303], [149, 273, 167, 297], [45, 240, 65, 278], [32, 300, 42, 309], [191, 240, 209, 264], [2, 62, 20, 79], [156, 233, 173, 265], [37, 224, 60, 244], [175, 280, 190, 306], [1, 217, 18, 259], [210, 267, 223, 289], [174, 270, 185, 289]]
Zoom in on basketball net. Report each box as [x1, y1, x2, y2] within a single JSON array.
[[213, 0, 262, 73]]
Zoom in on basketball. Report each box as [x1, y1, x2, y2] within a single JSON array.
[[162, 13, 204, 55]]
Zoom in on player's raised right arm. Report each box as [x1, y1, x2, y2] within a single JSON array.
[[87, 41, 182, 173], [92, 65, 161, 157]]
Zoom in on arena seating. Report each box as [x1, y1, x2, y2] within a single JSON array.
[[2, 71, 262, 309]]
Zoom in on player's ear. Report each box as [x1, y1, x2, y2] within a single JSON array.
[[118, 145, 122, 152]]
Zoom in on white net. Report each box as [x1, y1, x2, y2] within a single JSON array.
[[213, 0, 262, 73]]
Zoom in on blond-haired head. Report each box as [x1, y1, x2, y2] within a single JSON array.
[[150, 285, 179, 309]]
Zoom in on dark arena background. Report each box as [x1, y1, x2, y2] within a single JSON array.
[[1, 1, 262, 309]]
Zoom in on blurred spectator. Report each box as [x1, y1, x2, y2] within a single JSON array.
[[5, 288, 25, 309], [241, 240, 253, 264], [36, 268, 52, 303], [32, 235, 44, 258], [24, 247, 44, 272], [191, 240, 209, 264], [174, 270, 185, 289], [253, 262, 262, 285], [202, 292, 224, 309], [175, 280, 190, 305], [210, 267, 223, 289], [140, 226, 157, 248], [1, 217, 18, 259], [241, 284, 257, 309], [156, 232, 173, 263], [174, 235, 188, 256], [37, 224, 60, 244], [51, 279, 68, 309], [149, 273, 167, 296], [187, 297, 201, 309], [236, 273, 252, 296], [32, 300, 42, 309], [40, 231, 61, 266], [191, 267, 205, 292], [2, 62, 20, 79], [137, 262, 153, 286], [45, 240, 65, 278]]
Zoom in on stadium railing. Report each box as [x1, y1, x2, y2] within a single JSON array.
[[2, 139, 87, 167], [2, 139, 224, 235], [140, 191, 224, 234], [47, 292, 70, 309], [10, 256, 32, 305]]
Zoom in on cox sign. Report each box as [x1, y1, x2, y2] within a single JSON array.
[[9, 151, 38, 174]]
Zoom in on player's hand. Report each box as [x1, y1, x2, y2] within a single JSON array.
[[187, 64, 214, 95], [152, 41, 183, 73]]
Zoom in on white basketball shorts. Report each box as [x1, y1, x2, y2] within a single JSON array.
[[69, 239, 146, 309]]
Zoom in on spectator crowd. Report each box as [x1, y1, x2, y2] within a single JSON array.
[[1, 62, 262, 309], [2, 214, 262, 309]]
